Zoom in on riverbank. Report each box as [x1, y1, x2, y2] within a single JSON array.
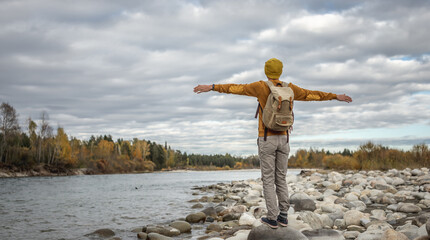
[[0, 165, 94, 178], [0, 166, 262, 178], [0, 166, 317, 178], [102, 168, 430, 240]]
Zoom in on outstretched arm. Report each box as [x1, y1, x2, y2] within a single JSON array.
[[290, 83, 352, 103], [194, 82, 261, 97]]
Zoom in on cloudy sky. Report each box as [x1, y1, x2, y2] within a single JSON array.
[[1, 0, 429, 156]]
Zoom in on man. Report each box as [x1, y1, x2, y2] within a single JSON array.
[[193, 58, 352, 229]]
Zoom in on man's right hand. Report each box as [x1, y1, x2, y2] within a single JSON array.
[[194, 85, 212, 94]]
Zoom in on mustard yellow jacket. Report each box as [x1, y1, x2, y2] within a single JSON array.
[[213, 80, 337, 137]]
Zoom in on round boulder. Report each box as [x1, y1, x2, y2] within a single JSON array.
[[186, 212, 206, 223], [206, 223, 223, 233], [137, 232, 148, 239], [147, 232, 173, 240], [192, 203, 204, 209], [85, 228, 115, 238], [381, 229, 409, 240], [294, 199, 316, 211], [202, 206, 218, 218], [302, 229, 345, 240], [238, 212, 256, 226], [169, 221, 191, 233], [146, 225, 180, 237], [344, 210, 364, 226], [248, 224, 308, 240], [397, 203, 422, 213]]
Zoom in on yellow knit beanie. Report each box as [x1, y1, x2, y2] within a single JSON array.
[[264, 58, 283, 79]]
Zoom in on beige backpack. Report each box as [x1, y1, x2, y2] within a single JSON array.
[[257, 81, 294, 137]]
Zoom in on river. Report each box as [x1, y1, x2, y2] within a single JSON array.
[[0, 169, 300, 240]]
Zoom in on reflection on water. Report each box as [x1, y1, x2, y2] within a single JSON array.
[[0, 169, 299, 240]]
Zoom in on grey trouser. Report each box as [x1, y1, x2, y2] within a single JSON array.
[[258, 135, 290, 220]]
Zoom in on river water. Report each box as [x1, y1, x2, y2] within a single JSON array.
[[0, 169, 300, 240]]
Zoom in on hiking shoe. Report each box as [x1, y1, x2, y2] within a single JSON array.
[[260, 217, 278, 229], [277, 215, 288, 227]]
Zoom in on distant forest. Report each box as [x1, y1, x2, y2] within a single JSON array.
[[1, 102, 429, 174]]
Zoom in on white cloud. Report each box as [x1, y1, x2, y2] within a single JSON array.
[[1, 0, 429, 155]]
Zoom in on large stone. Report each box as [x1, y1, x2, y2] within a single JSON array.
[[186, 212, 206, 223], [392, 177, 405, 186], [371, 209, 386, 221], [375, 184, 397, 193], [396, 223, 421, 239], [366, 221, 393, 232], [220, 220, 239, 229], [328, 172, 344, 182], [397, 203, 422, 213], [294, 199, 316, 211], [239, 212, 256, 226], [356, 230, 384, 240], [290, 192, 312, 204], [146, 225, 180, 237], [320, 203, 346, 214], [302, 229, 345, 240], [344, 210, 364, 226], [380, 229, 409, 240], [85, 228, 115, 238], [192, 203, 204, 209], [220, 198, 238, 208], [418, 223, 429, 238], [231, 205, 248, 214], [249, 206, 267, 219], [413, 213, 430, 227], [418, 174, 430, 185], [345, 201, 366, 211], [344, 193, 359, 201], [343, 231, 359, 239], [288, 214, 313, 231], [147, 232, 173, 240], [347, 225, 365, 233], [387, 212, 407, 224], [202, 207, 218, 218], [412, 169, 424, 176], [327, 183, 341, 191], [319, 214, 334, 228], [247, 224, 308, 240], [206, 223, 223, 233], [222, 213, 241, 222], [334, 219, 346, 229], [226, 229, 250, 240], [137, 232, 148, 239], [243, 195, 261, 205], [169, 221, 191, 233], [299, 211, 324, 229]]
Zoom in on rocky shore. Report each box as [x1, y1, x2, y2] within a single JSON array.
[[0, 165, 92, 178], [87, 168, 430, 240]]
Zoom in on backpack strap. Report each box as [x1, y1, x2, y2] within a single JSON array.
[[264, 127, 268, 141], [255, 101, 268, 141], [255, 102, 260, 119]]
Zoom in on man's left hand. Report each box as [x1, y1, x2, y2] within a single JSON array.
[[194, 85, 212, 94]]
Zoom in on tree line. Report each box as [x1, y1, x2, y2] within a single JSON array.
[[288, 141, 430, 170], [1, 102, 429, 173], [0, 102, 258, 173]]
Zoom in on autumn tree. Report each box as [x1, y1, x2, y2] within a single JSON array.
[[0, 102, 21, 164], [54, 127, 75, 166]]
